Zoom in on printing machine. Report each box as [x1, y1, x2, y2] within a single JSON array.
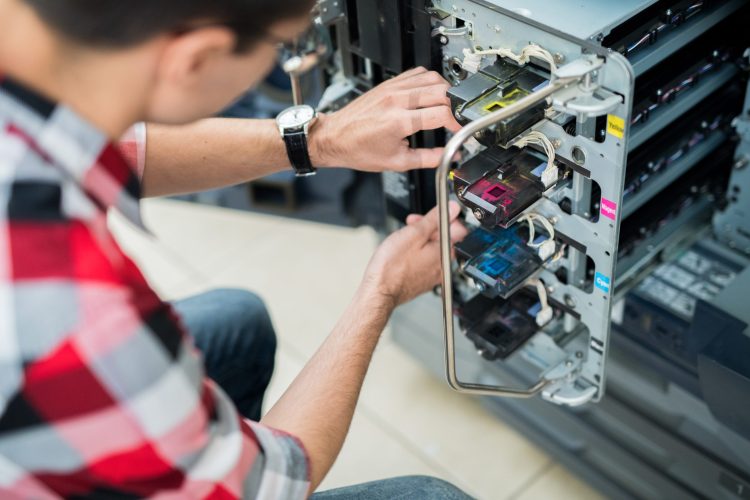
[[305, 1, 750, 497]]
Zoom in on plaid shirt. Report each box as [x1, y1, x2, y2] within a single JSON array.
[[0, 76, 309, 499]]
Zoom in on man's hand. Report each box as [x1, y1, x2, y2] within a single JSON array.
[[310, 67, 461, 172], [362, 202, 468, 308]]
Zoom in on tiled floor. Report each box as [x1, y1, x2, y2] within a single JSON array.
[[110, 198, 604, 500]]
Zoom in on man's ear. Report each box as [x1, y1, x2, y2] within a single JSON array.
[[158, 27, 237, 87]]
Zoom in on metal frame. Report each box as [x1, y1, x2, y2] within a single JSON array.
[[432, 0, 635, 405], [714, 75, 750, 255], [437, 76, 580, 398]]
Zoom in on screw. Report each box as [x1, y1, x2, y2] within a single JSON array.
[[576, 351, 584, 358], [553, 53, 564, 64], [564, 294, 576, 308], [473, 209, 484, 220], [439, 35, 449, 45], [566, 360, 574, 368]]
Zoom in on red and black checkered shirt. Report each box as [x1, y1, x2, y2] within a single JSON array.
[[0, 75, 309, 499]]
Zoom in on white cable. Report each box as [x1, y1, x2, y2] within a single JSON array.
[[534, 279, 548, 309], [518, 213, 555, 248], [461, 43, 557, 74], [530, 278, 553, 326], [431, 26, 470, 37], [512, 130, 559, 188], [519, 212, 556, 261]]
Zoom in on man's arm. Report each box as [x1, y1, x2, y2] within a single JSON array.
[[261, 203, 467, 494], [141, 67, 460, 197]]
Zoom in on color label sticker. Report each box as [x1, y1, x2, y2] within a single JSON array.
[[595, 272, 611, 293], [606, 114, 625, 139], [601, 197, 617, 220]]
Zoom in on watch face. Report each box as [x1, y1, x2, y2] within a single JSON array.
[[277, 105, 315, 130]]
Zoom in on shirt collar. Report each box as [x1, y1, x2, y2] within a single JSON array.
[[0, 74, 146, 230]]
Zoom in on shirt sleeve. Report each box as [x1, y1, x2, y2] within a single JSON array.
[[243, 421, 311, 499], [117, 122, 147, 178]]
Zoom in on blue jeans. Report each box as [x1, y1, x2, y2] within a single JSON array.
[[173, 290, 473, 500], [173, 289, 277, 422], [312, 476, 474, 499]]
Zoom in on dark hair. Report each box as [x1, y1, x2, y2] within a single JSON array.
[[23, 0, 314, 50]]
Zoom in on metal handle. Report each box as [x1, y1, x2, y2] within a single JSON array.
[[436, 76, 580, 398]]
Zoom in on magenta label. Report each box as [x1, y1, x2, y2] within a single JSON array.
[[601, 198, 617, 220]]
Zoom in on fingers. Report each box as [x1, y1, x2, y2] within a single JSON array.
[[450, 219, 469, 243], [411, 203, 442, 240], [399, 147, 445, 169], [408, 201, 462, 236], [404, 106, 461, 136], [388, 69, 448, 91], [396, 84, 451, 109], [387, 66, 429, 84], [405, 214, 422, 225]]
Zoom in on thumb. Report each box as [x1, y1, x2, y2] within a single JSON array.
[[412, 201, 461, 240]]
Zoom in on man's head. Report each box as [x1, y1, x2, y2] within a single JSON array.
[[18, 0, 314, 124]]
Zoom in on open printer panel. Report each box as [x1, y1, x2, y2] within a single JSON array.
[[315, 0, 750, 497]]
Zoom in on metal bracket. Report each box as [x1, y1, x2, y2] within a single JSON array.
[[550, 56, 623, 119], [315, 0, 345, 25]]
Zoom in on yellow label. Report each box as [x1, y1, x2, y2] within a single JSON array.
[[607, 114, 625, 139], [484, 88, 526, 112]]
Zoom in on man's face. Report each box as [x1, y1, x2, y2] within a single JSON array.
[[144, 14, 311, 124]]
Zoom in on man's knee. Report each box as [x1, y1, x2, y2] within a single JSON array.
[[184, 288, 277, 367], [395, 476, 472, 499], [313, 476, 472, 499], [210, 288, 276, 349]]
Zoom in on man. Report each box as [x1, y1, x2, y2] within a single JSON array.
[[0, 0, 470, 498]]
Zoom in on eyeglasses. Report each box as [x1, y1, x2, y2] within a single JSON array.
[[173, 22, 297, 52]]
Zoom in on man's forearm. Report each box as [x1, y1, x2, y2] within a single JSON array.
[[261, 282, 394, 494], [139, 69, 461, 197], [142, 118, 300, 197]]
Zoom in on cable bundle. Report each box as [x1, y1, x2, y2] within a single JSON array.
[[512, 131, 559, 188], [462, 43, 557, 73]]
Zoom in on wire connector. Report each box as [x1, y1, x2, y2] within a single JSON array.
[[540, 165, 559, 189], [461, 49, 486, 74], [531, 279, 554, 327], [537, 239, 557, 261], [512, 130, 559, 188], [535, 305, 554, 327], [461, 43, 557, 76]]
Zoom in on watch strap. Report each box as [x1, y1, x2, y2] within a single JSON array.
[[283, 128, 316, 176]]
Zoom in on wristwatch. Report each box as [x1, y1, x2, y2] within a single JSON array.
[[276, 104, 318, 177]]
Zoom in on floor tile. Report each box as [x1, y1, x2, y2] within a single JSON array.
[[261, 350, 461, 494], [359, 342, 550, 500], [138, 198, 283, 272], [317, 410, 460, 494], [108, 209, 208, 299], [202, 216, 379, 358]]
